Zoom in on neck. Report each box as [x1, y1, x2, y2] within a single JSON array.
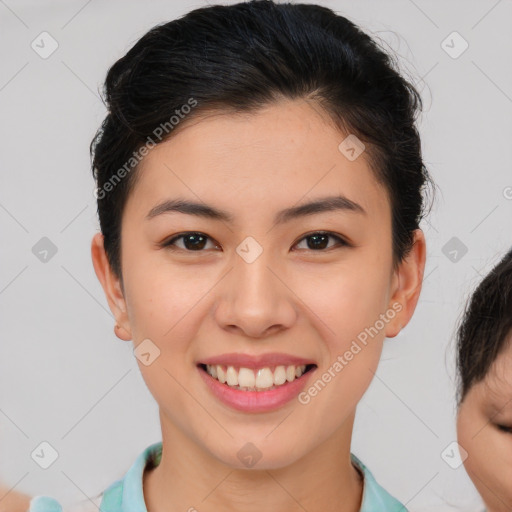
[[143, 410, 363, 512]]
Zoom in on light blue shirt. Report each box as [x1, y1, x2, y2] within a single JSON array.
[[29, 442, 408, 511]]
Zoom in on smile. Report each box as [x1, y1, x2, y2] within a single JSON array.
[[197, 362, 317, 413], [201, 363, 314, 391]]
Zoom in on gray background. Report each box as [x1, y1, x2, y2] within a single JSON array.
[[1, 0, 511, 510]]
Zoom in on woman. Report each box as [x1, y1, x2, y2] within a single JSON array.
[[27, 1, 432, 510]]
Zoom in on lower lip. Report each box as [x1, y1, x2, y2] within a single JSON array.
[[197, 365, 316, 413]]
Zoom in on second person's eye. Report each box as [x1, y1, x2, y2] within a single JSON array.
[[496, 423, 512, 434]]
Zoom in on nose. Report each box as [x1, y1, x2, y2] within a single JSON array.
[[214, 248, 297, 339]]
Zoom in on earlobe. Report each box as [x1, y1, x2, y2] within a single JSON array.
[[91, 233, 132, 340], [114, 323, 132, 342], [385, 229, 426, 338]]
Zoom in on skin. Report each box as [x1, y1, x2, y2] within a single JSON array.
[[91, 98, 426, 512], [0, 486, 31, 512], [457, 340, 512, 512]]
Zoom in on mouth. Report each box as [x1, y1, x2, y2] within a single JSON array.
[[197, 363, 317, 392]]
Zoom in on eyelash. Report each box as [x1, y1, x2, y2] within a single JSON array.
[[161, 231, 349, 253], [497, 424, 512, 434]]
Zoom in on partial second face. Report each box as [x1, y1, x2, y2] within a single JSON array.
[[457, 343, 512, 512]]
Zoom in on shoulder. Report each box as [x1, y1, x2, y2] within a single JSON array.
[[351, 453, 408, 512], [28, 496, 63, 512], [28, 494, 104, 512], [27, 443, 161, 512]]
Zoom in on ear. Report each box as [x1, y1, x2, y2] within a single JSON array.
[[91, 232, 132, 341], [385, 229, 426, 338]]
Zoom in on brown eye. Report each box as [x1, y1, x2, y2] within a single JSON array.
[[163, 232, 219, 252], [293, 231, 348, 251]]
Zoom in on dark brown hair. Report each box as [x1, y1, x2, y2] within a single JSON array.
[[90, 0, 433, 285], [456, 248, 512, 404]]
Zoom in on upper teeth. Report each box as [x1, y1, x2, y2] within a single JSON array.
[[205, 364, 308, 390]]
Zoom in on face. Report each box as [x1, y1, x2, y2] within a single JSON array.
[[457, 341, 512, 512], [92, 98, 424, 470]]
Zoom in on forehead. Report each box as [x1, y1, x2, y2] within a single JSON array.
[[474, 342, 512, 412], [125, 99, 390, 225], [486, 342, 512, 392]]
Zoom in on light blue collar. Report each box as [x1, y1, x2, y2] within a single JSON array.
[[100, 442, 408, 512]]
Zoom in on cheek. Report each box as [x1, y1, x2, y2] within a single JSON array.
[[124, 268, 208, 419], [458, 411, 512, 507], [124, 254, 211, 341], [474, 434, 512, 504], [457, 408, 484, 475], [298, 259, 392, 339], [293, 263, 389, 398]]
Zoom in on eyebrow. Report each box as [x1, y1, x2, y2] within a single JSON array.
[[145, 195, 366, 227]]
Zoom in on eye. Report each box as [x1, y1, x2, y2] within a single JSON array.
[[162, 232, 220, 252], [496, 424, 512, 434], [293, 231, 349, 251], [161, 230, 349, 253]]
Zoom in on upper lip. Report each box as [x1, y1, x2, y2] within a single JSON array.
[[198, 352, 316, 369]]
